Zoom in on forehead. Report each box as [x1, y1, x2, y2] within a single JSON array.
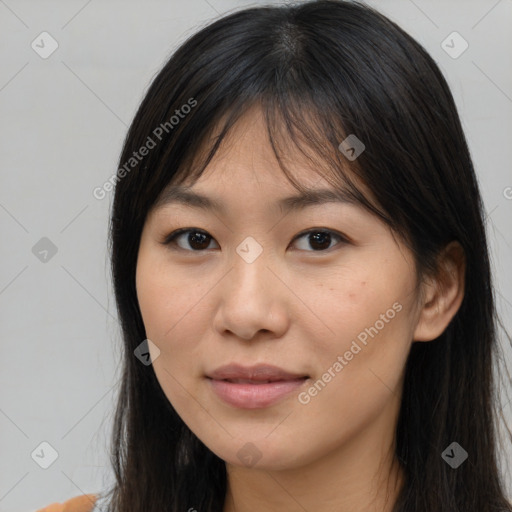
[[177, 102, 344, 186], [151, 103, 379, 219]]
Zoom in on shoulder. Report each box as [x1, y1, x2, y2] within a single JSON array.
[[35, 494, 98, 512]]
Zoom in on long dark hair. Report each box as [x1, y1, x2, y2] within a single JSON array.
[[104, 1, 512, 510]]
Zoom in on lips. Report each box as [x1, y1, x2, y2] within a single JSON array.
[[206, 363, 310, 408], [207, 363, 309, 382], [224, 378, 292, 384]]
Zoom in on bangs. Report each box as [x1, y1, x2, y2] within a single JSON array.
[[155, 93, 394, 234]]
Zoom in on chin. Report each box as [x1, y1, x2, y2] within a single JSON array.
[[208, 436, 311, 471]]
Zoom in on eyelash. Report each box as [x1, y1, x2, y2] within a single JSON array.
[[160, 227, 348, 254]]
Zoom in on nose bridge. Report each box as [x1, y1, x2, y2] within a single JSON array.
[[229, 234, 269, 295], [235, 234, 266, 268], [213, 234, 287, 339]]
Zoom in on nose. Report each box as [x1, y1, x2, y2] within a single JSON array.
[[211, 249, 290, 341]]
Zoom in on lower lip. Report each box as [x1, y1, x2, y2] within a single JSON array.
[[208, 377, 308, 409]]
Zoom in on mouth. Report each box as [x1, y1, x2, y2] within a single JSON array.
[[218, 377, 307, 384], [205, 363, 310, 409], [206, 376, 310, 409], [206, 363, 309, 382]]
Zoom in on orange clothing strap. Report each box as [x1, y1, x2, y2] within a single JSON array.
[[36, 494, 97, 512]]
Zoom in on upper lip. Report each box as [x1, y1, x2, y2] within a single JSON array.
[[207, 363, 309, 382]]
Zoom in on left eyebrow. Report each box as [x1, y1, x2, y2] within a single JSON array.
[[154, 185, 358, 215], [277, 187, 358, 214]]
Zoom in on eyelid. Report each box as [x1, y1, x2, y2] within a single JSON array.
[[160, 227, 350, 252], [290, 229, 348, 252], [160, 227, 212, 247]]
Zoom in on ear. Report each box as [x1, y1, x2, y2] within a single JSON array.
[[413, 241, 466, 342]]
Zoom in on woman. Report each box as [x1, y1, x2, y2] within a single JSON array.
[[37, 0, 512, 510]]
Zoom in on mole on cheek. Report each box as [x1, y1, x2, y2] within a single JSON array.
[[349, 282, 366, 299]]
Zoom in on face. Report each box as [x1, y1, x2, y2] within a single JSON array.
[[135, 107, 423, 472]]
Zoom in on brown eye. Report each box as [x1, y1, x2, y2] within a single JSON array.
[[163, 229, 218, 251], [291, 229, 347, 252], [161, 227, 347, 253]]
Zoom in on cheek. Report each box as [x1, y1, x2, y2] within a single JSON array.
[[289, 279, 412, 461], [135, 256, 214, 384], [136, 259, 206, 411], [301, 264, 404, 343], [136, 265, 171, 340], [136, 254, 198, 340], [300, 262, 414, 392]]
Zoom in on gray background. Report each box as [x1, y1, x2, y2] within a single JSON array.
[[0, 0, 511, 510]]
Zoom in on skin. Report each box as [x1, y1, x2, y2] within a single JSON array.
[[136, 106, 466, 512]]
